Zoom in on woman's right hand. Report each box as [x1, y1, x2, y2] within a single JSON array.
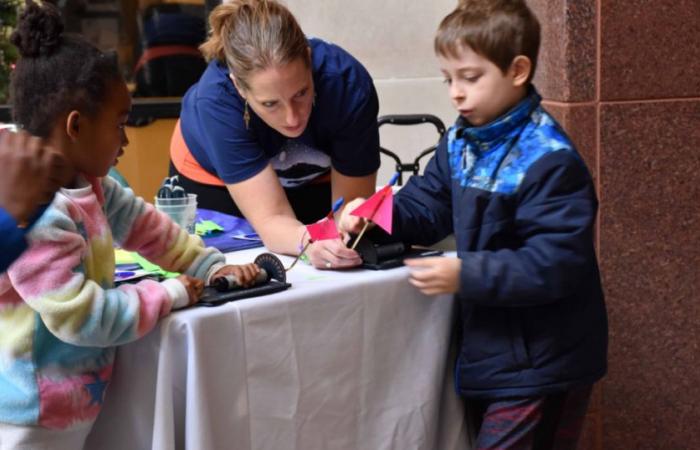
[[177, 274, 204, 305], [306, 238, 362, 270]]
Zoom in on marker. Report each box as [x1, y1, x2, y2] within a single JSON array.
[[388, 172, 400, 186], [331, 196, 345, 214], [115, 271, 136, 278], [232, 233, 261, 241]]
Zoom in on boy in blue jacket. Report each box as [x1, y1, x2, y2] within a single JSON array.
[[0, 129, 72, 272], [341, 1, 608, 448]]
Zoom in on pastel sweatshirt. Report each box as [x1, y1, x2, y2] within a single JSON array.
[[0, 175, 224, 429]]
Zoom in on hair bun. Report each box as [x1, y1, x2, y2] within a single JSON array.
[[10, 1, 64, 58]]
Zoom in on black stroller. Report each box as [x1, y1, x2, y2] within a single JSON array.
[[377, 113, 447, 186]]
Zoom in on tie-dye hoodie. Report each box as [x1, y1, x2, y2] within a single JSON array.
[[0, 175, 224, 429]]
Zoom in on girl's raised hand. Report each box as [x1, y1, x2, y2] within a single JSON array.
[[0, 130, 74, 224]]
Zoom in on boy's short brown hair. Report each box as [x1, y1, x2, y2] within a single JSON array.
[[435, 0, 541, 82]]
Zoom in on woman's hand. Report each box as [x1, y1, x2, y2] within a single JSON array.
[[176, 274, 205, 305], [403, 257, 461, 296], [306, 238, 362, 270], [337, 197, 370, 237], [212, 263, 262, 288]]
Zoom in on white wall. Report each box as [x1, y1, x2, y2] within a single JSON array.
[[285, 0, 459, 184]]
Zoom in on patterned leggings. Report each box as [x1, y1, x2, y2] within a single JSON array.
[[469, 385, 593, 450]]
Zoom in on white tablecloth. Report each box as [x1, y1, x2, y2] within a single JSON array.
[[86, 249, 469, 450]]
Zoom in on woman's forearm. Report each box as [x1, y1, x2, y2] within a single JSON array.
[[255, 214, 308, 255], [226, 165, 309, 255]]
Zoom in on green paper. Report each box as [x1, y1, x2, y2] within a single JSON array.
[[114, 248, 137, 265], [133, 254, 180, 279], [195, 220, 224, 236]]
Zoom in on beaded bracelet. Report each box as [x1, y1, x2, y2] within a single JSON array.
[[297, 230, 309, 252], [286, 230, 312, 271], [298, 230, 313, 265]]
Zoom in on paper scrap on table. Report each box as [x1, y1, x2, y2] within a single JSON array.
[[195, 220, 224, 236], [132, 254, 180, 279]]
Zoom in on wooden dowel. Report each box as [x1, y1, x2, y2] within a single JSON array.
[[350, 221, 370, 250]]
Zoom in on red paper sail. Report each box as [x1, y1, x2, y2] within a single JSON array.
[[306, 216, 340, 241], [304, 197, 345, 242], [350, 184, 394, 234]]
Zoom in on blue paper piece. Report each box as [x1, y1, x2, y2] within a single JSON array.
[[197, 208, 264, 253]]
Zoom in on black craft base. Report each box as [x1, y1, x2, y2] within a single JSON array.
[[198, 280, 291, 306], [361, 247, 443, 270], [353, 238, 443, 270]]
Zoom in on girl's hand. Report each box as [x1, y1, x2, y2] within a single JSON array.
[[212, 263, 262, 288], [404, 257, 461, 296], [337, 197, 369, 237], [176, 274, 204, 305], [306, 238, 363, 270], [0, 130, 74, 223]]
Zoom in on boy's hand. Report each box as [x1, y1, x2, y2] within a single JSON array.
[[404, 256, 461, 296], [176, 274, 204, 304], [212, 263, 261, 288], [0, 130, 74, 224], [338, 197, 370, 236]]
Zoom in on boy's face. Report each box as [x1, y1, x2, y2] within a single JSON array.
[[438, 45, 527, 127]]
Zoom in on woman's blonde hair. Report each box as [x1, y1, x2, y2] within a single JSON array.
[[200, 0, 310, 91]]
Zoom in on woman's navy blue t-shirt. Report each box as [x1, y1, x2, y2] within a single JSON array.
[[179, 38, 380, 187]]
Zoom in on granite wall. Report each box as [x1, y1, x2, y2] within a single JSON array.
[[529, 0, 700, 448]]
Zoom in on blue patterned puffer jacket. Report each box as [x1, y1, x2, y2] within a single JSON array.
[[392, 88, 608, 398]]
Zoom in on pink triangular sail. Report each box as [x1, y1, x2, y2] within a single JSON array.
[[306, 216, 340, 241], [350, 185, 394, 234]]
